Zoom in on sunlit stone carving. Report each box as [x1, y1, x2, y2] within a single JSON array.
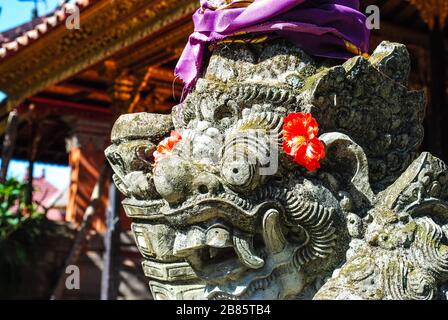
[[105, 40, 448, 300]]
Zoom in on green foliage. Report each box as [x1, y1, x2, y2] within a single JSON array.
[[0, 178, 40, 240], [0, 178, 50, 297]]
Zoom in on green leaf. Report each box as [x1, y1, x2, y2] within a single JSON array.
[[6, 217, 19, 226]]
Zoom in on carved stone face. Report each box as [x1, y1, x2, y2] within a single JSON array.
[[144, 78, 348, 299], [105, 40, 448, 300], [106, 41, 350, 299], [149, 106, 345, 299]]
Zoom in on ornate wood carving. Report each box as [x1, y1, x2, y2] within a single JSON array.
[[0, 0, 197, 111], [408, 0, 448, 29]]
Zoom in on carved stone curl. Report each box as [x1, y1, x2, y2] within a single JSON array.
[[105, 39, 448, 300]]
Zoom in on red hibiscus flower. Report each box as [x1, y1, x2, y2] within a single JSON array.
[[282, 112, 326, 171], [153, 131, 182, 164]]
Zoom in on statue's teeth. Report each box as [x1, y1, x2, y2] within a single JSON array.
[[263, 279, 269, 288], [206, 226, 232, 248], [233, 232, 264, 269]]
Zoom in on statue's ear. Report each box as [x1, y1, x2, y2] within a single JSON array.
[[377, 152, 428, 210], [319, 132, 375, 211], [377, 152, 448, 221]]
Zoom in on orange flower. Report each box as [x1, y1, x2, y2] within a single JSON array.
[[153, 131, 182, 164], [282, 112, 326, 171]]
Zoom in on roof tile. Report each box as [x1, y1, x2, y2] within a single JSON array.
[[0, 0, 93, 61]]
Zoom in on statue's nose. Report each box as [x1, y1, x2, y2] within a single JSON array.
[[153, 156, 222, 205], [192, 172, 221, 196]]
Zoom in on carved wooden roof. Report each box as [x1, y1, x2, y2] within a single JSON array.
[[0, 0, 197, 115], [408, 0, 448, 29], [0, 0, 93, 59], [0, 0, 197, 164]]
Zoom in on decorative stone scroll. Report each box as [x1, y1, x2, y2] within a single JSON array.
[[105, 39, 448, 300]]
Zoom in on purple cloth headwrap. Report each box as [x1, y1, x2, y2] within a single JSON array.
[[175, 0, 370, 90]]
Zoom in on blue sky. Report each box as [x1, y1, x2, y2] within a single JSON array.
[[0, 0, 71, 190], [3, 159, 70, 189], [0, 0, 63, 31]]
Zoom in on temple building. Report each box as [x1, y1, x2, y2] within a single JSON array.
[[0, 0, 446, 299]]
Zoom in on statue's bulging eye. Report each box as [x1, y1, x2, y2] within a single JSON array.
[[222, 159, 254, 190], [136, 145, 155, 164]]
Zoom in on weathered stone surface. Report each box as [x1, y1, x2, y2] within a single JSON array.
[[315, 153, 448, 300], [106, 39, 448, 300], [369, 41, 411, 86], [111, 112, 173, 143]]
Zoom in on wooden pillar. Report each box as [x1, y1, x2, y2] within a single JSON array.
[[0, 108, 19, 184], [101, 182, 121, 300], [51, 162, 110, 300], [26, 120, 40, 207], [65, 119, 111, 233], [425, 22, 447, 161], [26, 160, 34, 207]]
